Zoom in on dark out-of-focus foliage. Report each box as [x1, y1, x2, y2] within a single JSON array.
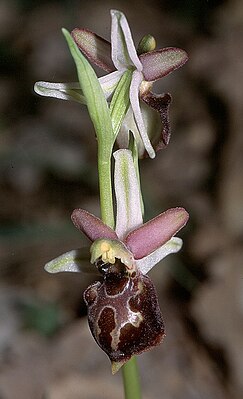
[[0, 1, 243, 398]]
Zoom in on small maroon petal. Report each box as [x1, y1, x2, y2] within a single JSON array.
[[124, 207, 189, 259], [71, 209, 118, 242], [71, 28, 115, 73], [142, 91, 172, 150], [140, 47, 188, 82]]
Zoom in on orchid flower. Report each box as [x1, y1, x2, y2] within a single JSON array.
[[34, 10, 188, 158], [45, 149, 189, 372]]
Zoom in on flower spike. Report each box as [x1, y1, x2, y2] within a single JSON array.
[[37, 7, 190, 374]]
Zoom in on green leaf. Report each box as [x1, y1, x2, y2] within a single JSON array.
[[110, 70, 132, 140], [62, 28, 114, 157]]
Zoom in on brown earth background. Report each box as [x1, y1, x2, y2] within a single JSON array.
[[0, 0, 243, 398]]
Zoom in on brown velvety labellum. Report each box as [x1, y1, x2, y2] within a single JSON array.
[[83, 268, 165, 364]]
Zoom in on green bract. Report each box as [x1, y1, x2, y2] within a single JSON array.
[[62, 29, 118, 227], [62, 29, 114, 154]]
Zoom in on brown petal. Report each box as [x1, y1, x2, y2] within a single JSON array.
[[71, 209, 118, 242], [142, 91, 172, 150], [71, 28, 115, 72]]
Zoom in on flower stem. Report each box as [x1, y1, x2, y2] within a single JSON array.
[[122, 357, 142, 399]]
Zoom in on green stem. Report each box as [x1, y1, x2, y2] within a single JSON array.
[[122, 357, 142, 399]]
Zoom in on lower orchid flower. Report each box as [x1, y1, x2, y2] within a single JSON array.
[[45, 149, 189, 373], [34, 9, 188, 159]]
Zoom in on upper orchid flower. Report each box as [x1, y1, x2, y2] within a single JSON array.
[[45, 149, 189, 372], [72, 10, 188, 158], [34, 10, 188, 158]]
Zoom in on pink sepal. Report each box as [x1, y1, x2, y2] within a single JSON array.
[[71, 209, 118, 242], [124, 207, 189, 259], [71, 28, 115, 72], [140, 47, 188, 82]]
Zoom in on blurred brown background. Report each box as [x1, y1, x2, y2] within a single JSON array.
[[0, 0, 243, 398]]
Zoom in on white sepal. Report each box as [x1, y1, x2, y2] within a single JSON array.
[[34, 81, 85, 103], [34, 71, 123, 104], [136, 237, 183, 275], [110, 10, 142, 71], [44, 248, 96, 274], [99, 70, 124, 100]]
